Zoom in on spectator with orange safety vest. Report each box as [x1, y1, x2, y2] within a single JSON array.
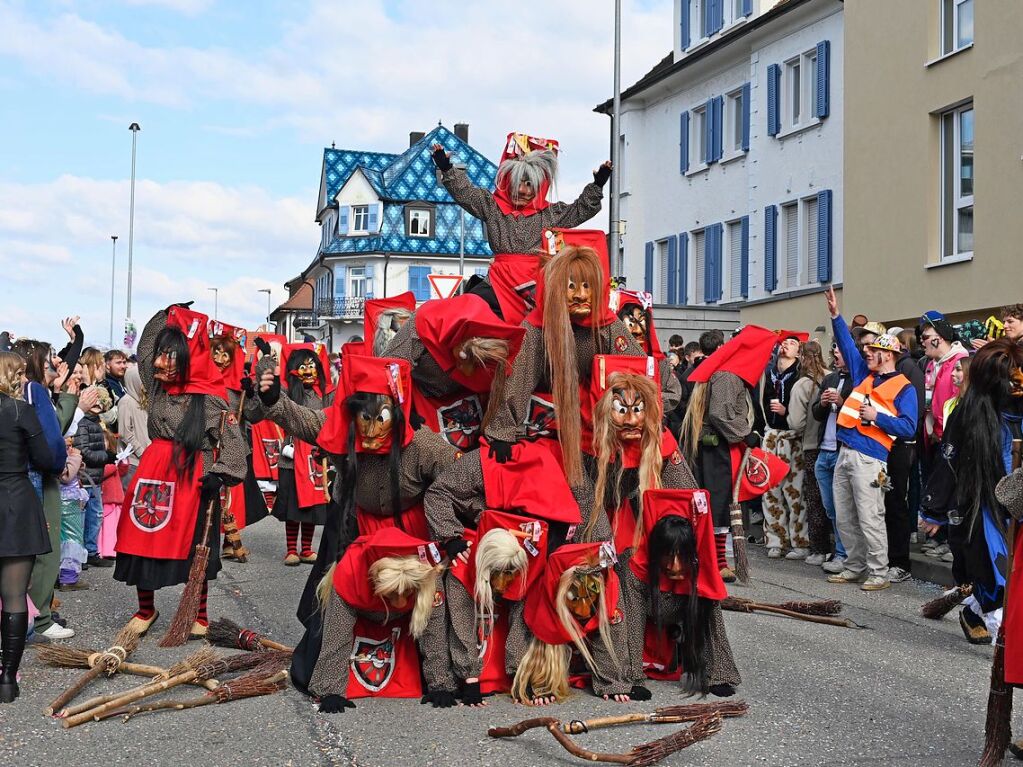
[[822, 287, 918, 592]]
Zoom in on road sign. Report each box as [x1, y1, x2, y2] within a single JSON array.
[[428, 273, 463, 300]]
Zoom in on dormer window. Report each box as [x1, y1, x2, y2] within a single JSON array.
[[405, 205, 434, 238], [351, 205, 370, 233]]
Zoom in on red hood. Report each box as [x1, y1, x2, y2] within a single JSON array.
[[333, 527, 443, 612], [479, 438, 581, 524], [611, 289, 663, 357], [207, 320, 248, 392], [686, 325, 779, 388], [449, 509, 548, 603], [364, 292, 417, 355], [162, 305, 227, 398], [491, 132, 559, 218]]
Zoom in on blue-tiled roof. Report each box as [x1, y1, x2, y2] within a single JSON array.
[[322, 149, 396, 206]]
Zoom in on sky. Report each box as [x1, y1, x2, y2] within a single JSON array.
[[0, 0, 673, 349]]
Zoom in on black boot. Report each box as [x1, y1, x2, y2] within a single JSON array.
[[0, 611, 29, 703]]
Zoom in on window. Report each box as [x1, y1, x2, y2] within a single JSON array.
[[408, 209, 431, 237], [805, 196, 820, 282], [349, 266, 366, 298], [941, 103, 974, 259], [778, 47, 826, 132], [656, 240, 670, 303], [728, 220, 743, 299], [693, 229, 706, 303], [942, 0, 974, 55], [726, 87, 747, 154], [782, 202, 799, 289], [351, 205, 369, 233], [691, 105, 707, 167], [786, 58, 801, 126], [408, 265, 431, 301]]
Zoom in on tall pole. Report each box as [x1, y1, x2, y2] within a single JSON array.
[[126, 123, 141, 318], [610, 0, 623, 278], [258, 288, 272, 329], [208, 287, 218, 320], [458, 209, 465, 277], [109, 235, 118, 347]]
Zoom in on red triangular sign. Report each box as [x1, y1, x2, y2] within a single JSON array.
[[428, 274, 463, 300]]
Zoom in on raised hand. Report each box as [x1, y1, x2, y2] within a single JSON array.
[[593, 160, 612, 187], [62, 316, 80, 339], [824, 285, 839, 319], [430, 143, 453, 173]]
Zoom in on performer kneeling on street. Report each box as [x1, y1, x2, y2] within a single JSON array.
[[115, 305, 246, 638]]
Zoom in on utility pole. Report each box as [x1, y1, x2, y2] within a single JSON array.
[[109, 235, 118, 347], [258, 288, 272, 329], [126, 123, 140, 319], [610, 0, 623, 277], [208, 287, 218, 320]]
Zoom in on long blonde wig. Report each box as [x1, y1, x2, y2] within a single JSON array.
[[585, 372, 663, 545], [541, 246, 606, 486], [0, 351, 26, 398], [680, 381, 709, 462], [456, 336, 512, 432], [473, 528, 528, 630]]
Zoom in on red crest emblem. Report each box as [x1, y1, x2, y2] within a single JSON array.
[[476, 613, 497, 658], [745, 453, 770, 489], [614, 335, 629, 353], [307, 453, 325, 485], [523, 394, 556, 440], [513, 280, 538, 312], [351, 628, 400, 693], [670, 450, 683, 465], [261, 438, 281, 471], [610, 608, 624, 625], [437, 395, 484, 450], [130, 479, 175, 532]]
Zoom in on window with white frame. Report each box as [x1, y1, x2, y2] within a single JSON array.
[[656, 240, 670, 303], [691, 105, 707, 167], [693, 229, 706, 303], [941, 103, 974, 259], [783, 49, 819, 131], [782, 202, 799, 289], [351, 205, 370, 233], [942, 0, 974, 55], [349, 265, 366, 298], [726, 88, 745, 153], [689, 0, 704, 42], [805, 195, 820, 282], [727, 220, 743, 299], [408, 209, 431, 237], [731, 0, 747, 22]]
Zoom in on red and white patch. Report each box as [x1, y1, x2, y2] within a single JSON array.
[[670, 450, 683, 465], [130, 479, 175, 533], [610, 608, 624, 625], [614, 335, 629, 353], [694, 490, 710, 515], [351, 630, 399, 693], [432, 590, 445, 608]]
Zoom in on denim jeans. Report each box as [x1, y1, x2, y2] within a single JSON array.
[[814, 449, 846, 558], [84, 484, 103, 556]]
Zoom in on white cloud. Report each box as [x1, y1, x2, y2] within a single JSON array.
[[120, 0, 212, 14]]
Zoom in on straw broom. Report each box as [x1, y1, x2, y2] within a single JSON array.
[[43, 623, 141, 716], [558, 700, 748, 734], [36, 646, 218, 695], [158, 497, 216, 648], [920, 584, 972, 620], [721, 596, 863, 628], [206, 617, 294, 653], [729, 448, 753, 585]]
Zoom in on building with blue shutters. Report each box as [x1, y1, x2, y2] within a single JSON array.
[[289, 124, 496, 349], [597, 0, 843, 336]]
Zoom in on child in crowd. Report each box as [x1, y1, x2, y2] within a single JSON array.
[[58, 439, 88, 590]]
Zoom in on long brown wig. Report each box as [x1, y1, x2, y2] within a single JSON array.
[[457, 336, 512, 433]]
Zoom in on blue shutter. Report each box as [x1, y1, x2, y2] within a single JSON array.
[[335, 265, 347, 298], [815, 40, 831, 119], [703, 98, 714, 164], [702, 0, 711, 38], [741, 82, 751, 151], [409, 266, 431, 301], [667, 236, 678, 304], [702, 227, 714, 303], [368, 204, 379, 233], [644, 241, 654, 293], [817, 189, 833, 283], [764, 205, 778, 292], [678, 232, 689, 304], [767, 64, 781, 137], [679, 111, 690, 173], [741, 0, 752, 16], [740, 215, 750, 298], [712, 96, 724, 162], [708, 0, 723, 35], [338, 205, 350, 235], [681, 0, 691, 49], [713, 223, 725, 303]]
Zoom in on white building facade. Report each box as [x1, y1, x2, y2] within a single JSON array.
[[605, 0, 844, 331]]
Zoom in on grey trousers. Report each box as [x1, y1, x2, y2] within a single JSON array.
[[832, 446, 889, 578]]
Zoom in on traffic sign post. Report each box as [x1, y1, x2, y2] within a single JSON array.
[[427, 274, 463, 300]]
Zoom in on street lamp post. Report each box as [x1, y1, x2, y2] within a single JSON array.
[[208, 287, 218, 320], [109, 235, 118, 347], [610, 0, 623, 278], [126, 123, 140, 319], [258, 288, 272, 329]]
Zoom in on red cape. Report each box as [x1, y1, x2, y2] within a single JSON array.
[[524, 541, 620, 647], [629, 489, 727, 600], [414, 294, 525, 393], [492, 132, 559, 218], [449, 509, 548, 602], [479, 438, 581, 524], [364, 292, 417, 355], [333, 527, 443, 613], [525, 229, 617, 329], [686, 325, 779, 388], [163, 306, 227, 398], [318, 355, 414, 455], [207, 320, 248, 392]]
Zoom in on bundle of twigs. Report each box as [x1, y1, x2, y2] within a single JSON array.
[[160, 499, 216, 648], [721, 596, 862, 628], [729, 448, 754, 584], [206, 617, 294, 653], [37, 646, 218, 692], [63, 649, 286, 728], [42, 623, 142, 716], [490, 713, 724, 766], [920, 584, 972, 620], [560, 700, 748, 734]]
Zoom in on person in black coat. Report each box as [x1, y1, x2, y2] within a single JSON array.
[[0, 351, 56, 703]]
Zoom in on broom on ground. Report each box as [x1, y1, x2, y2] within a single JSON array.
[[206, 617, 294, 653], [159, 497, 216, 648], [42, 623, 142, 716], [558, 700, 748, 734], [920, 584, 972, 620], [729, 448, 754, 585], [37, 646, 218, 697], [722, 596, 863, 628]]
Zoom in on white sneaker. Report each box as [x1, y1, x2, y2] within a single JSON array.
[[785, 548, 809, 560], [805, 553, 826, 566], [40, 622, 75, 640], [767, 547, 783, 559], [822, 556, 847, 574], [926, 543, 951, 558]]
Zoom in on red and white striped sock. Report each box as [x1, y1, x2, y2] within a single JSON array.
[[714, 533, 728, 571], [300, 523, 316, 556], [135, 588, 156, 620], [285, 521, 299, 555]]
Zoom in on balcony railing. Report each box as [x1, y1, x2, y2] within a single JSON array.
[[318, 297, 366, 319], [293, 314, 319, 329]]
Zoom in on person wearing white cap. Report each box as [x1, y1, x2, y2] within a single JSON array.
[[822, 289, 919, 591]]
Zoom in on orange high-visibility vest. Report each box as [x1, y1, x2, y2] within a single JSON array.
[[836, 374, 910, 451]]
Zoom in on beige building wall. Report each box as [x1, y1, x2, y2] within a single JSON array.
[[739, 289, 837, 340], [843, 0, 1023, 327]]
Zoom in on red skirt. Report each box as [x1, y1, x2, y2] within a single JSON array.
[[1005, 531, 1022, 685], [411, 388, 485, 452], [250, 421, 283, 481], [116, 438, 202, 561], [346, 616, 423, 699], [293, 439, 329, 509], [489, 254, 541, 327], [477, 607, 512, 695], [355, 503, 429, 541], [642, 621, 682, 681]]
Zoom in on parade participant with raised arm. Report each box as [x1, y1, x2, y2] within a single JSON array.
[[432, 133, 611, 325], [115, 304, 246, 639]]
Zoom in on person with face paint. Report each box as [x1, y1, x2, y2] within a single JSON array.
[[922, 339, 1023, 641], [432, 133, 611, 326], [114, 305, 247, 638], [621, 489, 740, 697], [513, 541, 631, 706], [383, 293, 525, 452], [263, 343, 335, 566], [611, 290, 661, 358], [308, 527, 456, 710], [484, 245, 681, 490]]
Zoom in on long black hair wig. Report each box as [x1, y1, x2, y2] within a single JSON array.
[[154, 326, 206, 477], [285, 349, 327, 407]]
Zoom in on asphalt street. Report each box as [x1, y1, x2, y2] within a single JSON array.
[[1, 518, 1019, 767]]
